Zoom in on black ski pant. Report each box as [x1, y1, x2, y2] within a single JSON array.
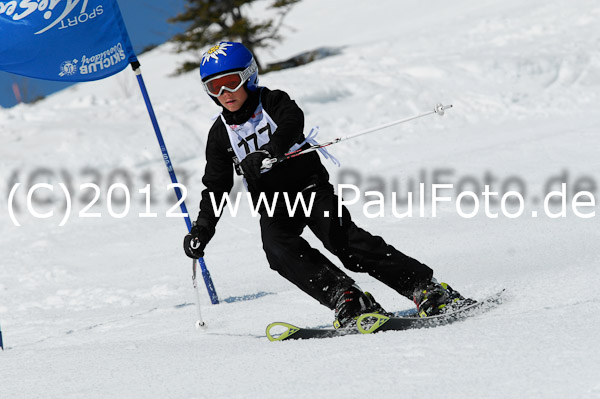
[[259, 183, 433, 310]]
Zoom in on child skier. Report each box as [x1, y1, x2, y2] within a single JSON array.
[[183, 41, 472, 327]]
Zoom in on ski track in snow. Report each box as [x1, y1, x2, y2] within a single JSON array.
[[1, 0, 600, 398]]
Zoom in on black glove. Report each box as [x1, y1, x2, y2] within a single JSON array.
[[240, 150, 270, 181], [183, 225, 209, 259]]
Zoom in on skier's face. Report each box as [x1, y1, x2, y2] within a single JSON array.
[[217, 86, 248, 112]]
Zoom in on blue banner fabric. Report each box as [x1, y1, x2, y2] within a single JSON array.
[[0, 0, 137, 81]]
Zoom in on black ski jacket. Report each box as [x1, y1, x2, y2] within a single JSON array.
[[195, 87, 329, 241]]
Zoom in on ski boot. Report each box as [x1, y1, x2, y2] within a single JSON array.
[[333, 286, 389, 329], [413, 279, 475, 318]]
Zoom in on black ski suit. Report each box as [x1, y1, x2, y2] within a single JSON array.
[[195, 87, 433, 309]]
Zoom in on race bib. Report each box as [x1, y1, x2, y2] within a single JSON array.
[[221, 100, 303, 165]]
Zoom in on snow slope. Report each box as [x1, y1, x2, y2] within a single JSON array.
[[1, 0, 600, 398]]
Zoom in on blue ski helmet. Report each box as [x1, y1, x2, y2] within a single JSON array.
[[199, 42, 259, 96]]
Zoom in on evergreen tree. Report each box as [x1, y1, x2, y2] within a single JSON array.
[[169, 0, 301, 74]]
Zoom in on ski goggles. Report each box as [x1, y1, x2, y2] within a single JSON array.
[[202, 59, 258, 97]]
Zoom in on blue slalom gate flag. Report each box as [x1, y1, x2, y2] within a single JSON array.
[[0, 0, 137, 81], [0, 0, 220, 306]]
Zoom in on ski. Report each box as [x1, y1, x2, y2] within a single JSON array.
[[266, 290, 505, 341], [266, 322, 361, 341], [356, 289, 505, 334]]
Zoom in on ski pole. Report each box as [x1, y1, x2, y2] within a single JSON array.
[[192, 258, 207, 330], [0, 320, 4, 350], [261, 103, 452, 170]]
